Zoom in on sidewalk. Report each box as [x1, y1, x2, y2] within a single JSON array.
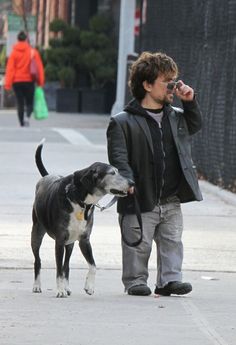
[[1, 268, 235, 345], [0, 109, 110, 128], [0, 109, 235, 345]]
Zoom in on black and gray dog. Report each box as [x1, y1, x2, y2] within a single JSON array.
[[31, 140, 131, 297]]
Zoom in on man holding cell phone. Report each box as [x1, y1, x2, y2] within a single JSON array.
[[107, 52, 203, 296]]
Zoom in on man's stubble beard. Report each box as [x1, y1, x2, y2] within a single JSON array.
[[155, 94, 174, 106], [165, 93, 174, 104]]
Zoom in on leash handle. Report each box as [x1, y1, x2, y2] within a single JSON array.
[[121, 190, 143, 247]]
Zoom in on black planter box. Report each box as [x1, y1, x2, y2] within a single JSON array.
[[81, 86, 115, 114], [3, 89, 16, 108], [56, 88, 81, 113], [44, 82, 60, 111]]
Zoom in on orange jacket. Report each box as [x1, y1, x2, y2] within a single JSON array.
[[4, 41, 45, 90]]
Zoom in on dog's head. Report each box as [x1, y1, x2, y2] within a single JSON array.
[[73, 162, 132, 202]]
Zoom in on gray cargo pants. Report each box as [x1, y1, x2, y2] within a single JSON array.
[[119, 198, 183, 290]]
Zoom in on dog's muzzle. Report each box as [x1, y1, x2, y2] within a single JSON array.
[[109, 189, 128, 197], [109, 178, 134, 197]]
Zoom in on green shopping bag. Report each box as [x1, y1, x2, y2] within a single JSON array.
[[33, 86, 48, 120]]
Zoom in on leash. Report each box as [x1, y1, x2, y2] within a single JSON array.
[[96, 192, 143, 247], [95, 196, 118, 211]]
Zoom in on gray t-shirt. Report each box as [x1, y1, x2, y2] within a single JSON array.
[[146, 110, 164, 128]]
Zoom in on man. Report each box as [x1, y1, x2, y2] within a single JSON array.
[[4, 31, 45, 127], [106, 52, 202, 296]]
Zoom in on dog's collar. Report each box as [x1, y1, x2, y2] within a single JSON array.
[[77, 197, 116, 219], [77, 200, 87, 209], [65, 185, 93, 220]]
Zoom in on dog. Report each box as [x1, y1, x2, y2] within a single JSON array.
[[31, 139, 132, 297]]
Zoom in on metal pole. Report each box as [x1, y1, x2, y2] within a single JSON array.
[[138, 0, 143, 54], [111, 0, 135, 115], [44, 0, 50, 48], [71, 0, 76, 26]]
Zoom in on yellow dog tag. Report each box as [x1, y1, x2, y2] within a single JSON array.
[[76, 210, 84, 221]]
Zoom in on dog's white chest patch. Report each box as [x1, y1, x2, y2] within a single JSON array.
[[66, 203, 87, 245]]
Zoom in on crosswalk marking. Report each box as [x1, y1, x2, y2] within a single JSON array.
[[53, 128, 106, 150]]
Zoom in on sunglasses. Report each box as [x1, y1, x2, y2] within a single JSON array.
[[166, 81, 182, 91]]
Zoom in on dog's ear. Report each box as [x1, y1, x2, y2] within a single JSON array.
[[79, 169, 98, 194]]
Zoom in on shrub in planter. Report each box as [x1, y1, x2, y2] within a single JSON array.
[[79, 14, 117, 113], [44, 64, 60, 110], [56, 67, 81, 113], [58, 66, 75, 88], [45, 64, 58, 81], [49, 18, 68, 33], [80, 15, 116, 89], [45, 19, 82, 112], [44, 19, 81, 88], [44, 16, 117, 113]]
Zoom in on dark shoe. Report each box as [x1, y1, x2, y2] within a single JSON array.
[[154, 281, 192, 296], [128, 284, 152, 296]]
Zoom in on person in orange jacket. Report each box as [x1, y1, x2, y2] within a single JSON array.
[[4, 31, 45, 127]]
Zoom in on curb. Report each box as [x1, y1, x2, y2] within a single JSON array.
[[199, 180, 236, 207]]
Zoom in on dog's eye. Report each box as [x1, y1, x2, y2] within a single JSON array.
[[110, 168, 118, 175], [110, 170, 116, 175]]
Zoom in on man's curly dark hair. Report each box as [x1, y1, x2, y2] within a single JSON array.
[[128, 52, 178, 101]]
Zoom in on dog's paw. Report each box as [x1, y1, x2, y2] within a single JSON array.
[[84, 279, 95, 295], [56, 290, 68, 298], [56, 277, 69, 298], [84, 286, 94, 295], [84, 267, 96, 295], [32, 285, 42, 293], [32, 287, 42, 293], [66, 287, 72, 296], [64, 279, 72, 296]]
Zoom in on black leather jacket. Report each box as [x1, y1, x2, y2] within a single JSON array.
[[107, 98, 203, 214]]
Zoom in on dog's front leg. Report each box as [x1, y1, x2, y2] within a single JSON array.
[[79, 237, 96, 295], [55, 241, 67, 298], [63, 243, 75, 296]]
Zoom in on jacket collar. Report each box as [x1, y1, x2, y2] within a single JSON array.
[[165, 104, 179, 145], [124, 100, 179, 154]]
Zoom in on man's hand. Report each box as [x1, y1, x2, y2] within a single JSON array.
[[175, 80, 194, 101], [128, 186, 134, 194]]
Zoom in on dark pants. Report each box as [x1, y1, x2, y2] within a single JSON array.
[[13, 82, 35, 126]]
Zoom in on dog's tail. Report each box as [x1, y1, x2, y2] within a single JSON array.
[[35, 138, 49, 177]]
